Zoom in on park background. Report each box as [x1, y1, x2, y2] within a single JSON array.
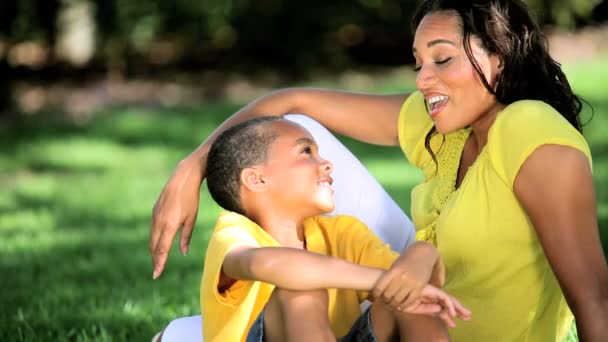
[[1, 0, 607, 341]]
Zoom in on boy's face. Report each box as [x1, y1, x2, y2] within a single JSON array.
[[261, 120, 335, 217]]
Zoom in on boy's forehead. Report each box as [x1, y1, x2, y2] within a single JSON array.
[[266, 120, 315, 147], [270, 120, 313, 140]]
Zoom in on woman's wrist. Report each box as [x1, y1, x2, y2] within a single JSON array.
[[176, 152, 206, 189]]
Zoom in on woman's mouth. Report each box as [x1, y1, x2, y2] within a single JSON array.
[[426, 95, 449, 118]]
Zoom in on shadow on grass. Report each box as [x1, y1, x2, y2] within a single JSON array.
[[0, 220, 207, 341]]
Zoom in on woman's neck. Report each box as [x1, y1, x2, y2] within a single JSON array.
[[469, 102, 505, 151]]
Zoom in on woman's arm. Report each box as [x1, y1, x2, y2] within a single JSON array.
[[150, 88, 410, 278], [514, 144, 608, 341]]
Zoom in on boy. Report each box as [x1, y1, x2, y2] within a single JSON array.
[[200, 117, 469, 341]]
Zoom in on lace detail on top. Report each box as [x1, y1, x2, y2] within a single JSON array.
[[416, 127, 471, 245]]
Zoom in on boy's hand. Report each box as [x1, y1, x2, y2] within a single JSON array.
[[372, 242, 438, 310], [399, 285, 472, 328]]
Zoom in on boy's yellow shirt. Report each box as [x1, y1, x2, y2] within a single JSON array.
[[200, 211, 399, 342]]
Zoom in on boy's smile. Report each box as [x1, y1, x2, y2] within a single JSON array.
[[261, 120, 335, 218]]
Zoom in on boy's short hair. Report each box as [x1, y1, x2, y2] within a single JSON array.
[[206, 116, 283, 215]]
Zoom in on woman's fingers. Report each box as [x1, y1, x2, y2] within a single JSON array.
[[152, 225, 177, 279], [400, 284, 422, 309], [389, 280, 415, 308], [179, 214, 198, 255]]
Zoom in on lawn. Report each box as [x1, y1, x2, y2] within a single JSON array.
[[1, 60, 607, 341]]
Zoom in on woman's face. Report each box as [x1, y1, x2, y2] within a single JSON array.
[[413, 11, 503, 134]]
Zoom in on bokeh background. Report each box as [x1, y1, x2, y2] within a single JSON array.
[[1, 0, 607, 341]]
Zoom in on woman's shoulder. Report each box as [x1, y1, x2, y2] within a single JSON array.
[[397, 91, 434, 169], [495, 99, 574, 129], [488, 99, 591, 186]]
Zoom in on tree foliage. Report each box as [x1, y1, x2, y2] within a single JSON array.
[[0, 0, 604, 73]]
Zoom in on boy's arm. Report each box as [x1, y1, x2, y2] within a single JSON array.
[[222, 244, 384, 291]]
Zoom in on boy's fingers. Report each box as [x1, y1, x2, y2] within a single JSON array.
[[423, 286, 456, 318], [438, 310, 456, 328], [451, 297, 472, 319], [400, 301, 442, 315]]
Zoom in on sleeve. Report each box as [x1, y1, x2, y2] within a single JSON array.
[[331, 216, 400, 302], [202, 226, 260, 305], [488, 100, 593, 189], [397, 91, 435, 169]]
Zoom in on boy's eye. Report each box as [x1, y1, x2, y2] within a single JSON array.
[[301, 146, 312, 154]]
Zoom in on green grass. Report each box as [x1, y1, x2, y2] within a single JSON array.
[[1, 61, 607, 341]]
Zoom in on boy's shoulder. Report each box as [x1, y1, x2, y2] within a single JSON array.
[[307, 214, 372, 236], [209, 211, 279, 247]]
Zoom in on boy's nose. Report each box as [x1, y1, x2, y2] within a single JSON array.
[[321, 159, 333, 173]]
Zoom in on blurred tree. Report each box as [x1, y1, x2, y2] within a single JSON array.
[[0, 0, 604, 79]]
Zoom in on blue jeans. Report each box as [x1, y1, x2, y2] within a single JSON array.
[[245, 307, 377, 342]]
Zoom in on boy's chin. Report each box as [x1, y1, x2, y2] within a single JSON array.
[[315, 202, 335, 214]]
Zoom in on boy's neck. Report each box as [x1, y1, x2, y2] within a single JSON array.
[[250, 212, 306, 249]]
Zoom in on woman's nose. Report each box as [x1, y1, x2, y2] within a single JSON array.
[[415, 64, 436, 91]]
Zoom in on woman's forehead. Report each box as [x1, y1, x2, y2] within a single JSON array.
[[413, 12, 462, 47]]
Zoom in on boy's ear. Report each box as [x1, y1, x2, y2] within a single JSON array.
[[241, 167, 268, 192]]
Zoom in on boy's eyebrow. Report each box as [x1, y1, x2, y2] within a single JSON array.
[[295, 137, 315, 145]]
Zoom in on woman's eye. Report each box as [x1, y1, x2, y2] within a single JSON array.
[[413, 57, 450, 72], [436, 57, 452, 65]]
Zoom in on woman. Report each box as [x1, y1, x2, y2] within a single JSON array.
[[150, 0, 608, 340]]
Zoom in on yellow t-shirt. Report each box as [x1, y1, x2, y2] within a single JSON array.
[[397, 91, 592, 342], [200, 211, 399, 342]]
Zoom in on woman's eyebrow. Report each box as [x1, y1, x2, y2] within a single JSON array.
[[412, 38, 456, 52]]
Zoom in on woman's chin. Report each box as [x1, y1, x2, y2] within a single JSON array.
[[434, 121, 463, 135]]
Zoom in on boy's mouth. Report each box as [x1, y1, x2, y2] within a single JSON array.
[[318, 177, 333, 190]]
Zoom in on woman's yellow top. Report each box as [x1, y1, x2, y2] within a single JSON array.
[[397, 91, 592, 342]]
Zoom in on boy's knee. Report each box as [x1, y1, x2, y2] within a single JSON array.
[[394, 313, 450, 342], [272, 288, 328, 310]]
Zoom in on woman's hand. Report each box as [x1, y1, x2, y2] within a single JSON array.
[[150, 156, 205, 279], [372, 242, 440, 311]]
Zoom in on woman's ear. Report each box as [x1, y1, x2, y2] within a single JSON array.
[[241, 167, 267, 193], [489, 54, 504, 90], [492, 54, 504, 73]]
